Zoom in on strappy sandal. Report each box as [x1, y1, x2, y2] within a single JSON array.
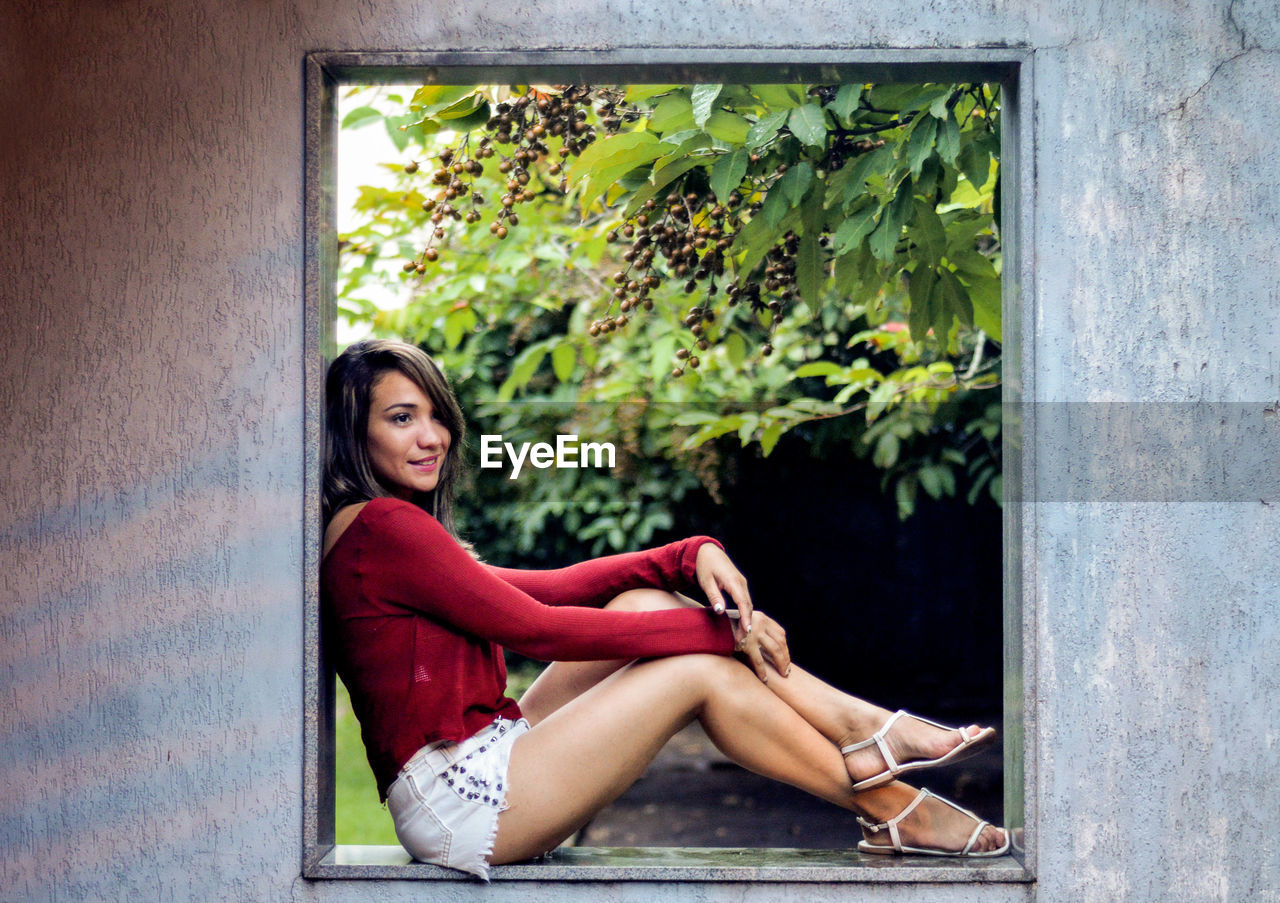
[[841, 709, 995, 792], [856, 788, 1010, 858]]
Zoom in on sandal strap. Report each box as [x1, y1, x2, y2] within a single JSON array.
[[839, 710, 974, 768], [929, 789, 992, 855], [962, 819, 990, 856], [840, 709, 908, 771], [857, 787, 931, 852], [858, 788, 996, 855]]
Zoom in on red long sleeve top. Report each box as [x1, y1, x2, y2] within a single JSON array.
[[321, 497, 736, 800]]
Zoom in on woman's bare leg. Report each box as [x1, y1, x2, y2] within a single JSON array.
[[517, 588, 993, 789], [491, 652, 1006, 864]]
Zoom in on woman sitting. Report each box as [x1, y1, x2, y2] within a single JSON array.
[[321, 338, 1009, 879]]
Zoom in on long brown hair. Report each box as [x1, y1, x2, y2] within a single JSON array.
[[323, 339, 466, 536]]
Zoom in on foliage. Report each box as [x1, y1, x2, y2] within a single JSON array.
[[338, 81, 1002, 535]]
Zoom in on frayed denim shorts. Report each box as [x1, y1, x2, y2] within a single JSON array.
[[386, 717, 530, 880]]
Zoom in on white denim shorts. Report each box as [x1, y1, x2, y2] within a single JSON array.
[[386, 717, 530, 880]]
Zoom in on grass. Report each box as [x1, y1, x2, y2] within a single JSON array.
[[335, 678, 398, 844], [335, 660, 546, 845]]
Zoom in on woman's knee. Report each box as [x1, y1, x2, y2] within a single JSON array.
[[634, 651, 745, 691], [605, 588, 692, 612]]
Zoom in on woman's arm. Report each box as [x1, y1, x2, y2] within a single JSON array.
[[480, 536, 721, 608], [361, 499, 736, 662]]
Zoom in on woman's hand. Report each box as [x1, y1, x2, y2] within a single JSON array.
[[695, 541, 753, 627], [695, 543, 790, 680], [735, 611, 791, 682]]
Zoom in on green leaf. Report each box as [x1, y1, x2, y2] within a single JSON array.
[[868, 210, 900, 262], [384, 114, 412, 151], [711, 148, 749, 204], [787, 104, 828, 148], [793, 361, 845, 378], [895, 476, 917, 519], [829, 83, 862, 121], [410, 85, 476, 114], [551, 342, 576, 382], [683, 414, 746, 448], [936, 111, 961, 165], [621, 155, 705, 219], [761, 184, 790, 228], [649, 335, 676, 382], [938, 268, 974, 328], [341, 105, 382, 129], [957, 137, 991, 190], [658, 128, 705, 147], [759, 421, 784, 456], [690, 84, 723, 128], [443, 307, 469, 349], [929, 91, 952, 120], [841, 146, 895, 204], [497, 344, 549, 401], [568, 131, 665, 206], [434, 94, 484, 121], [911, 84, 953, 114], [965, 273, 1002, 341], [908, 266, 938, 341], [796, 188, 825, 311], [746, 111, 789, 150], [705, 110, 751, 144], [439, 101, 490, 133], [832, 203, 879, 255], [918, 465, 944, 499], [912, 199, 947, 264], [873, 431, 900, 468], [905, 115, 938, 177], [886, 174, 916, 229], [750, 84, 805, 110], [649, 92, 695, 135], [778, 161, 814, 207], [724, 332, 748, 367], [732, 205, 799, 279], [868, 175, 914, 261], [625, 84, 680, 104]]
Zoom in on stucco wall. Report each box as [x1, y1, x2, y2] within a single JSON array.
[[1, 1, 1277, 902]]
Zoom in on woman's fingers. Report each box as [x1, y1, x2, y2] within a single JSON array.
[[694, 543, 753, 630], [756, 616, 791, 677], [723, 576, 754, 646], [736, 630, 770, 682]]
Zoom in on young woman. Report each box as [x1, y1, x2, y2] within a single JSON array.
[[322, 338, 1009, 879]]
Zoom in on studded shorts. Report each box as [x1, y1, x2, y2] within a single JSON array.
[[386, 717, 530, 880]]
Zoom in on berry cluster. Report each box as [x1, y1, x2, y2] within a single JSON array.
[[400, 86, 629, 274], [395, 83, 893, 373]]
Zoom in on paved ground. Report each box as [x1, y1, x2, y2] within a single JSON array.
[[577, 722, 1004, 849]]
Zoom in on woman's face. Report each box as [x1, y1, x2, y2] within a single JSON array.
[[365, 370, 452, 500]]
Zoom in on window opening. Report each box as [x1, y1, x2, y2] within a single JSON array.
[[304, 52, 1031, 882]]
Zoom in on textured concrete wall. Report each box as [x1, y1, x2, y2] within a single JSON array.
[[1, 1, 1277, 902]]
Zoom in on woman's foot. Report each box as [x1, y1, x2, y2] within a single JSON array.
[[857, 787, 1009, 856], [839, 708, 994, 791]]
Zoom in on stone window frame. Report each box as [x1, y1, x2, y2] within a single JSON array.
[[302, 48, 1036, 885]]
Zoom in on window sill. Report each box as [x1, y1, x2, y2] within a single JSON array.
[[308, 844, 1033, 883]]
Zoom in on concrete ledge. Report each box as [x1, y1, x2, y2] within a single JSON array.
[[312, 845, 1034, 883]]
